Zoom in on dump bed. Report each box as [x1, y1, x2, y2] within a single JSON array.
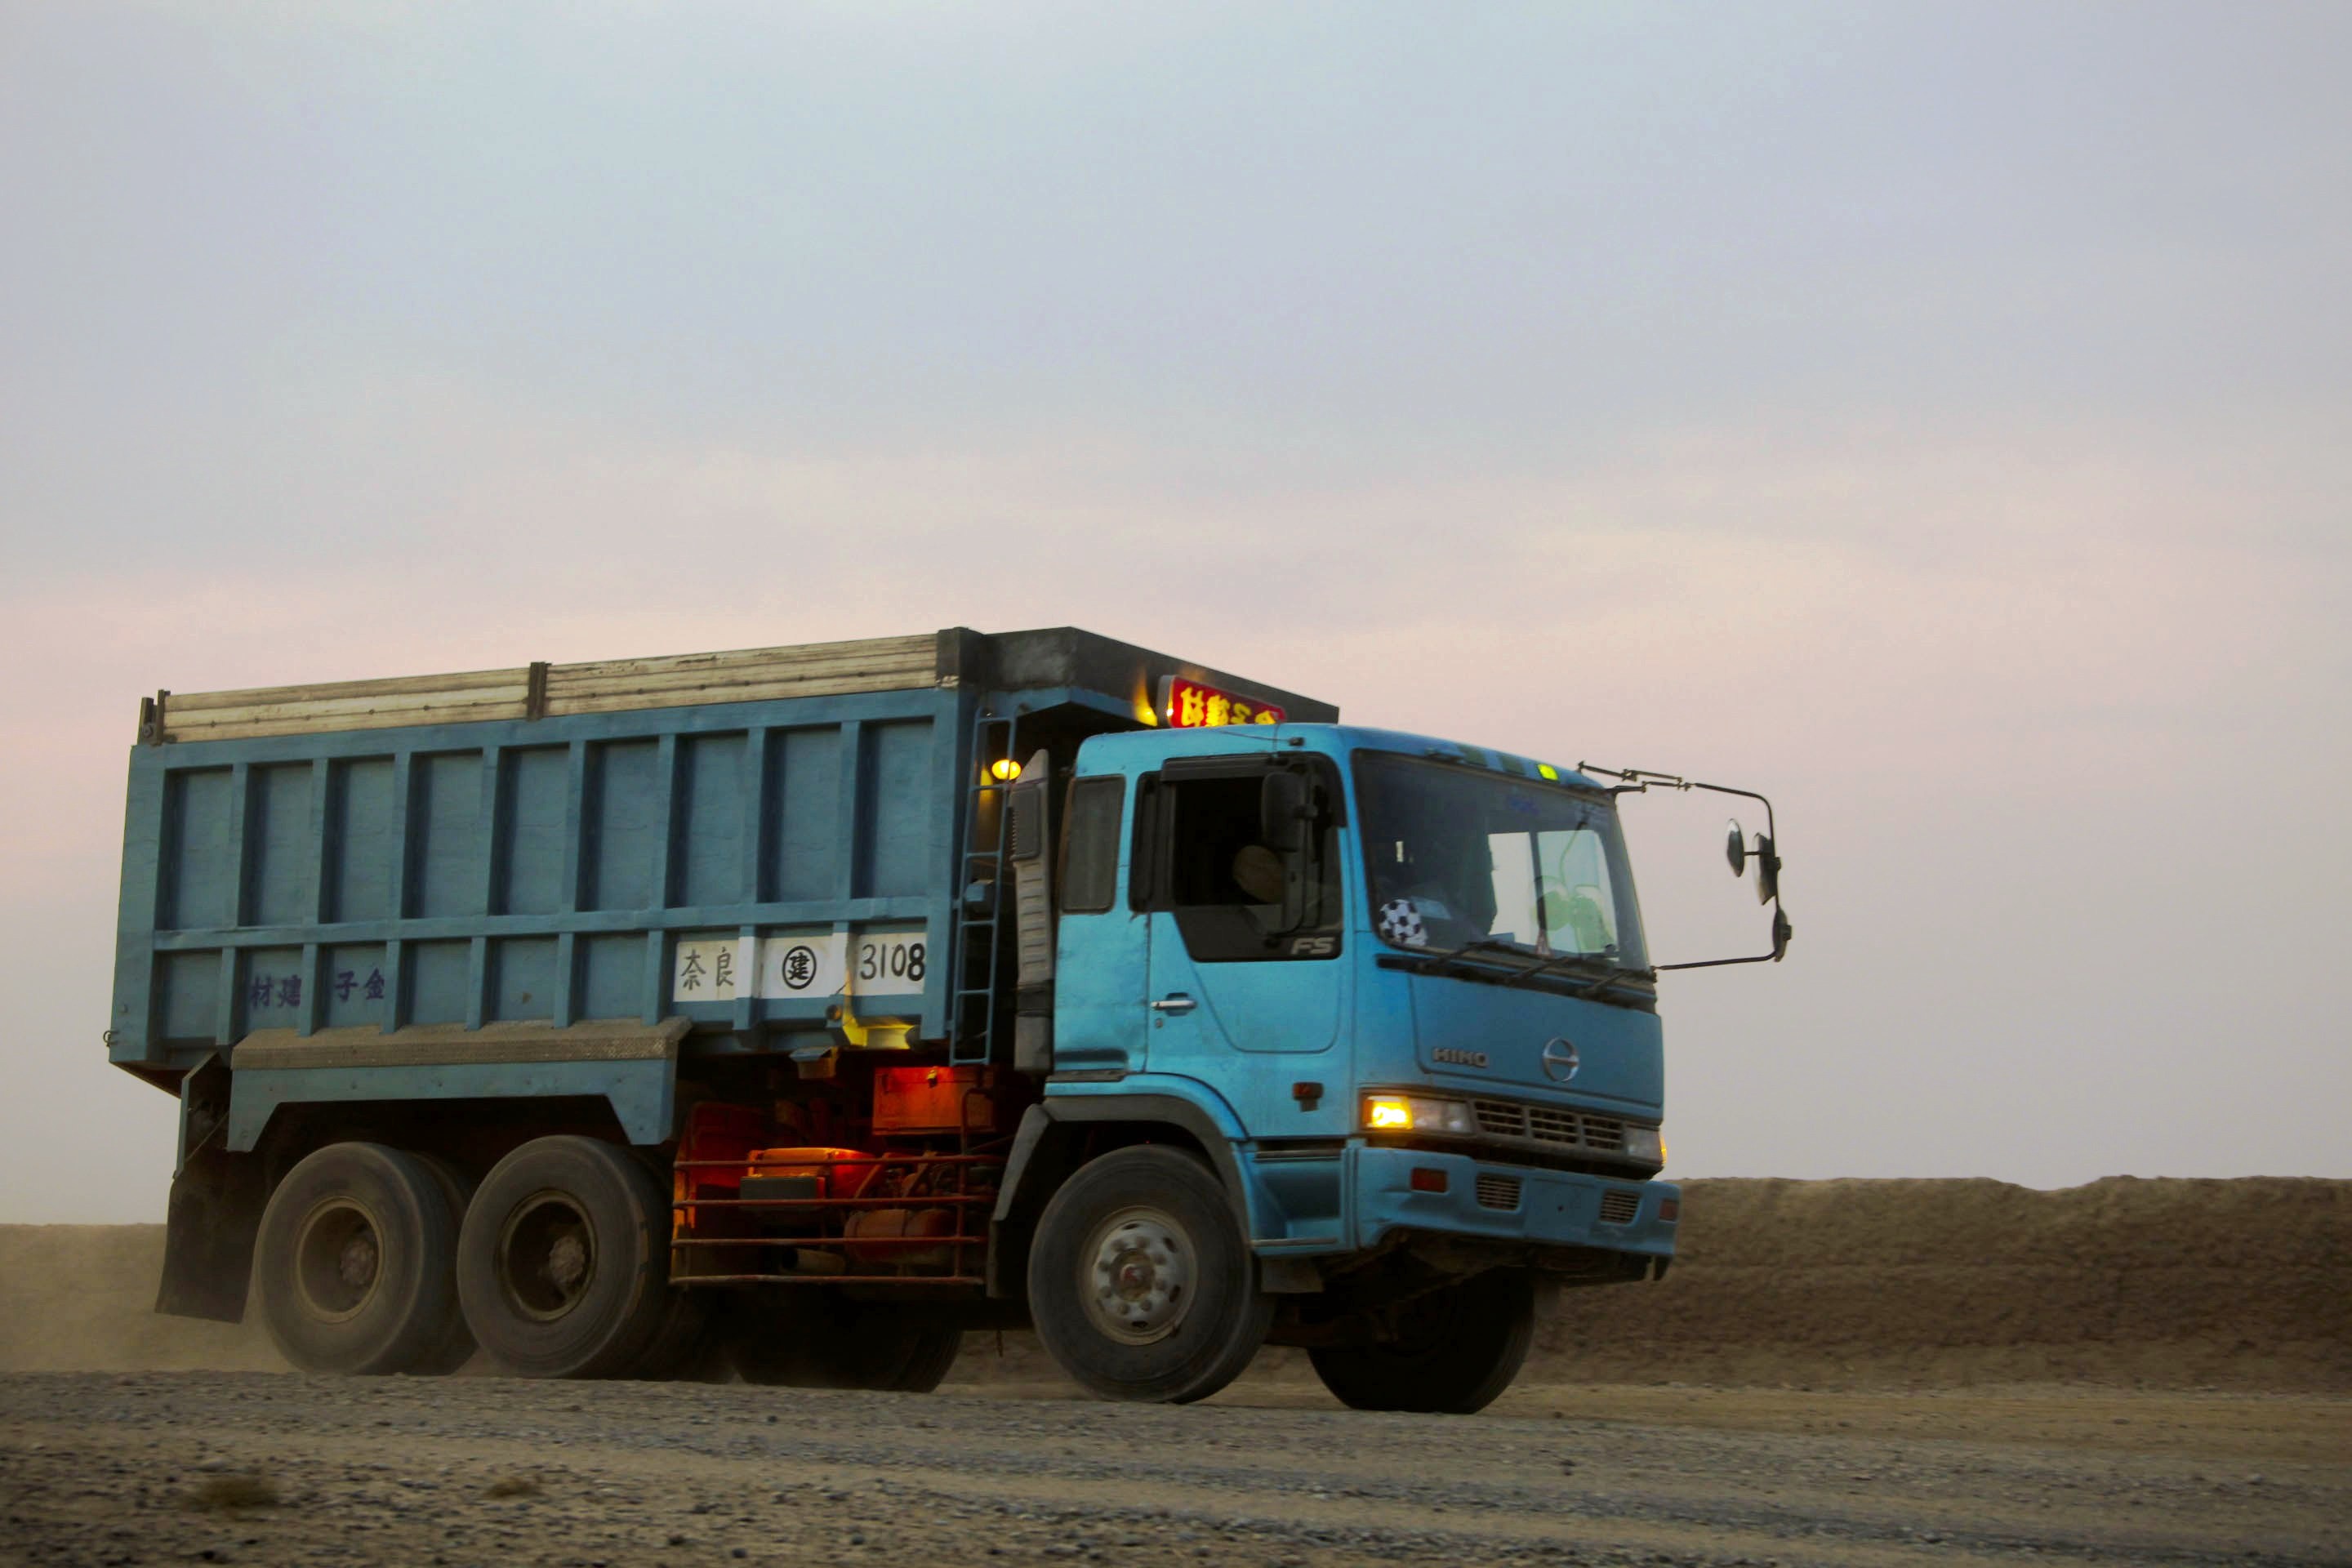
[[108, 627, 1334, 1109]]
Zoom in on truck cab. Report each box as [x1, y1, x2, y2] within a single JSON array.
[[991, 722, 1682, 1409]]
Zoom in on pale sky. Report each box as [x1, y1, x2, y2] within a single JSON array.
[[2, 2, 2346, 1221]]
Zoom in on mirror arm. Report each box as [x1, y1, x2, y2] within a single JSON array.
[[1654, 952, 1776, 972], [1652, 905, 1794, 971], [1579, 763, 1778, 845], [1584, 762, 1792, 968]]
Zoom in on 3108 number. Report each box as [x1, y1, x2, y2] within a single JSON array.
[[856, 938, 926, 985]]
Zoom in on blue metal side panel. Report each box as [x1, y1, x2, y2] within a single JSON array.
[[327, 757, 399, 920], [109, 684, 976, 1079]]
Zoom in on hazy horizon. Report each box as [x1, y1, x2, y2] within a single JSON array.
[[2, 2, 2345, 1221]]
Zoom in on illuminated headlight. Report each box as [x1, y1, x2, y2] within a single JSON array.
[[1361, 1094, 1476, 1135], [1624, 1125, 1664, 1165]]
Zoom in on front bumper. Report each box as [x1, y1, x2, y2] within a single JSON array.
[[1356, 1144, 1678, 1259], [1246, 1140, 1678, 1264]]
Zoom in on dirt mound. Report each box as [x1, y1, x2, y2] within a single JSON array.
[[1530, 1175, 2352, 1390], [6, 1177, 2344, 1389]]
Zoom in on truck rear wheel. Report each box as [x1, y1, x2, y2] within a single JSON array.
[[1026, 1145, 1270, 1404], [252, 1142, 466, 1375], [1307, 1267, 1535, 1414], [406, 1153, 479, 1374], [624, 1285, 715, 1380], [455, 1135, 675, 1379], [720, 1290, 964, 1392]]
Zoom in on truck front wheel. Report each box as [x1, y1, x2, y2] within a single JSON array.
[[1026, 1146, 1271, 1404], [1307, 1267, 1535, 1414], [252, 1143, 466, 1375], [454, 1135, 675, 1379]]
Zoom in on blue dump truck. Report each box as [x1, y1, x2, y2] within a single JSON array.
[[110, 627, 1789, 1411]]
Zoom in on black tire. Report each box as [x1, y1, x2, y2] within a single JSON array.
[[616, 1146, 712, 1380], [455, 1135, 676, 1379], [626, 1285, 715, 1381], [720, 1290, 964, 1392], [882, 1321, 966, 1393], [1026, 1145, 1270, 1404], [252, 1142, 466, 1375], [407, 1153, 479, 1375], [1307, 1267, 1536, 1414]]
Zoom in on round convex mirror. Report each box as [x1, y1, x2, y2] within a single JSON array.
[[1725, 821, 1748, 877]]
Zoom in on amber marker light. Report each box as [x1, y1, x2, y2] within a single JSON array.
[[1361, 1094, 1476, 1134], [988, 757, 1022, 782]]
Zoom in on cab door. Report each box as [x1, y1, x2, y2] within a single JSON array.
[[1134, 757, 1350, 1102]]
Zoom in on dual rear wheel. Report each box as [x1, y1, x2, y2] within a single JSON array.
[[255, 1135, 702, 1380], [252, 1143, 470, 1376], [253, 1135, 954, 1389], [452, 1134, 697, 1380]]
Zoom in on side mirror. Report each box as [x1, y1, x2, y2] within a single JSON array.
[[1260, 768, 1307, 854], [1753, 834, 1780, 906], [1725, 820, 1748, 878]]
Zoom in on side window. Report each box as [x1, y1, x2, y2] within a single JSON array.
[[1138, 763, 1343, 962], [1059, 776, 1124, 915], [1168, 776, 1269, 906]]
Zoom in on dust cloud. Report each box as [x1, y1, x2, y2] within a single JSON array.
[[5, 1178, 2342, 1391]]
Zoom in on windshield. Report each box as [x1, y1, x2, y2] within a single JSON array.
[[1354, 754, 1650, 969]]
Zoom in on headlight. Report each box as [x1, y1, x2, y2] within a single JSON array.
[[1624, 1125, 1664, 1165], [1361, 1094, 1475, 1135]]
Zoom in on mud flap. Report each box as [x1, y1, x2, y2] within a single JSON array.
[[155, 1054, 265, 1322]]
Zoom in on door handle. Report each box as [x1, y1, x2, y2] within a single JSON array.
[[1150, 994, 1197, 1015]]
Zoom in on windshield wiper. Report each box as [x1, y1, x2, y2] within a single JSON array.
[[1500, 948, 1652, 997], [1409, 938, 1651, 997], [1416, 938, 1529, 973]]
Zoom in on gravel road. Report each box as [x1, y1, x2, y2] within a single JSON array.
[[2, 1372, 2345, 1568]]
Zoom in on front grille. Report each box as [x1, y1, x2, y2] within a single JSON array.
[[1470, 1097, 1636, 1156], [1597, 1188, 1642, 1225], [1471, 1099, 1527, 1138], [1474, 1174, 1522, 1211]]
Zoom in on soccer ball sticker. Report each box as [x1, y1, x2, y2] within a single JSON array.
[[1378, 898, 1428, 947]]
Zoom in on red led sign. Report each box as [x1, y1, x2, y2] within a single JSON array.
[[1159, 675, 1285, 729]]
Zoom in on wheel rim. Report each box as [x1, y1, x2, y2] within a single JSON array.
[[1080, 1205, 1194, 1345], [292, 1197, 384, 1323], [497, 1191, 598, 1322]]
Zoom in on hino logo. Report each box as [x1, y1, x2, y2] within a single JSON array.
[[1541, 1037, 1581, 1084], [1432, 1047, 1490, 1069]]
